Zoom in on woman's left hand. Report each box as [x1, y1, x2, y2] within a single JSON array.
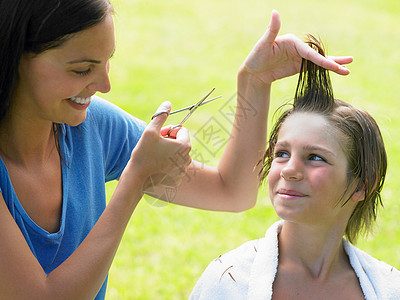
[[241, 10, 354, 85]]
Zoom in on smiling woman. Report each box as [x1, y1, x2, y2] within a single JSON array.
[[0, 1, 137, 300], [16, 13, 114, 126]]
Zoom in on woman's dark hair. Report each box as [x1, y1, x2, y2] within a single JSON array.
[[258, 35, 387, 244], [0, 0, 112, 123]]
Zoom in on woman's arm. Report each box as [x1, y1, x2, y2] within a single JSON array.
[[151, 10, 353, 212], [0, 103, 191, 300], [0, 174, 142, 300]]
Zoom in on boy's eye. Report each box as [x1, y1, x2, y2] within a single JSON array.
[[275, 151, 289, 159], [73, 68, 92, 76], [309, 154, 325, 161]]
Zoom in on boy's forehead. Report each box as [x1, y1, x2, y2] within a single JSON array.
[[280, 112, 329, 134], [278, 112, 344, 151]]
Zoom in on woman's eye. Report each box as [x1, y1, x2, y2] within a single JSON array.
[[309, 154, 325, 161], [73, 68, 92, 76]]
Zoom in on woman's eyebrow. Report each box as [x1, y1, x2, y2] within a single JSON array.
[[67, 58, 101, 64], [66, 49, 115, 64]]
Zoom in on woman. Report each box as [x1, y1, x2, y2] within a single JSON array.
[[190, 36, 400, 300], [0, 2, 350, 299]]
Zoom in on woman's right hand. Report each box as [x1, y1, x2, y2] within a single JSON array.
[[124, 101, 192, 196]]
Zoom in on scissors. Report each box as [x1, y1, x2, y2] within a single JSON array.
[[151, 88, 221, 137]]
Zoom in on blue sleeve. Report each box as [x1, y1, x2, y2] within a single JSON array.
[[87, 96, 147, 181]]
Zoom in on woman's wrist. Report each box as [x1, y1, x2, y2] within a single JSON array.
[[237, 65, 272, 108], [238, 64, 272, 89], [117, 160, 147, 198]]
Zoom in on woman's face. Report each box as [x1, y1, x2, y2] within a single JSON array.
[[13, 13, 115, 127], [268, 112, 359, 226]]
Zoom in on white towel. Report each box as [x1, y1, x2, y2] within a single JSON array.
[[190, 221, 400, 300]]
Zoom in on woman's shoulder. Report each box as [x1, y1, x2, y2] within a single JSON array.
[[61, 95, 146, 148], [70, 95, 146, 145], [87, 95, 146, 128]]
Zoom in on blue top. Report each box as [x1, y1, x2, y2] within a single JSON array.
[[0, 96, 146, 299]]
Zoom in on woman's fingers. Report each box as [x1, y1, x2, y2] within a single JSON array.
[[160, 126, 182, 139], [148, 101, 171, 132], [175, 126, 189, 142], [295, 41, 352, 75], [329, 55, 354, 65], [141, 125, 191, 197], [263, 9, 281, 45], [160, 125, 173, 137], [175, 127, 191, 165]]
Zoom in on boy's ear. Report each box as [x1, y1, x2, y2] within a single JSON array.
[[351, 182, 366, 202]]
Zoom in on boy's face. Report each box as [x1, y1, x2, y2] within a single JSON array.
[[268, 112, 359, 226]]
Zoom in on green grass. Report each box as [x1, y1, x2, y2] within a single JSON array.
[[103, 0, 400, 298]]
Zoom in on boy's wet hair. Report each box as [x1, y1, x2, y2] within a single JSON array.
[[259, 35, 387, 243]]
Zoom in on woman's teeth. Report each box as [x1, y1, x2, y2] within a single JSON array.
[[68, 96, 91, 105]]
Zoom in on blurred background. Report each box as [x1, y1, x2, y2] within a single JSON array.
[[103, 0, 400, 298]]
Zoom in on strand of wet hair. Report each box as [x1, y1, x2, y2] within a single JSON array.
[[294, 34, 335, 114]]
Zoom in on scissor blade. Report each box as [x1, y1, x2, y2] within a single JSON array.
[[177, 88, 215, 126], [169, 96, 222, 115]]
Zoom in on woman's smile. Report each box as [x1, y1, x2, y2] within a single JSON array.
[[65, 95, 94, 110], [68, 96, 92, 105]]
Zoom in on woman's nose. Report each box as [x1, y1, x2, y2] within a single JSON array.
[[87, 63, 111, 93]]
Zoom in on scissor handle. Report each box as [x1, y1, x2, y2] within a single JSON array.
[[162, 87, 217, 137], [165, 124, 181, 137]]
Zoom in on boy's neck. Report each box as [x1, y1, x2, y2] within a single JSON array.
[[277, 220, 351, 281]]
